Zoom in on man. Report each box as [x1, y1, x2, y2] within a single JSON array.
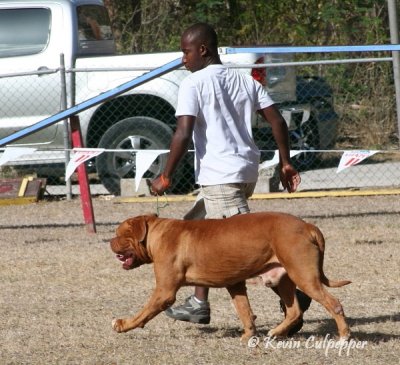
[[150, 23, 311, 335]]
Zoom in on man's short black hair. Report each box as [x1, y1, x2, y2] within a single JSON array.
[[182, 23, 218, 51]]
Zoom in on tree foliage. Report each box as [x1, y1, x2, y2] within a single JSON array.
[[103, 0, 391, 53], [103, 0, 398, 148]]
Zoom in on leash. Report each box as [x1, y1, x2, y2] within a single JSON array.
[[146, 178, 170, 216], [155, 193, 169, 216]]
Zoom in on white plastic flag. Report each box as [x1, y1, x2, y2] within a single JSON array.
[[0, 147, 37, 166], [259, 150, 303, 170], [65, 148, 105, 180], [135, 150, 169, 191], [337, 150, 378, 173], [259, 150, 279, 170]]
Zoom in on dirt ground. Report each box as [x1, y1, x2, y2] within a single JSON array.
[[0, 193, 399, 365]]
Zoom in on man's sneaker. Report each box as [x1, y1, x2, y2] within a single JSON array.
[[280, 289, 312, 336], [164, 295, 211, 324]]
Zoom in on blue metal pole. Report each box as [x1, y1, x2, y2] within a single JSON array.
[[224, 44, 400, 54]]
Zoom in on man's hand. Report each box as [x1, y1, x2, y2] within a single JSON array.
[[279, 164, 301, 193], [149, 174, 171, 196]]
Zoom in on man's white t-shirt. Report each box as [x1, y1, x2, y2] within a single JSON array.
[[175, 64, 274, 185]]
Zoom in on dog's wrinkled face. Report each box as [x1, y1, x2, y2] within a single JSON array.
[[110, 216, 150, 270], [110, 237, 137, 270]]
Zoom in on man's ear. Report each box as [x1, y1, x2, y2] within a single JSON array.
[[200, 44, 208, 56]]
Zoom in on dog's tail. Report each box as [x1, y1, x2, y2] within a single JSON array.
[[321, 275, 352, 288], [309, 223, 352, 288]]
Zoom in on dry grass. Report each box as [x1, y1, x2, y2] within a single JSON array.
[[0, 194, 399, 364]]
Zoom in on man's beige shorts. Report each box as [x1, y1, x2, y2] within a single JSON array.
[[183, 183, 256, 220]]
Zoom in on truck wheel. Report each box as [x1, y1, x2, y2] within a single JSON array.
[[290, 117, 319, 170], [96, 116, 177, 195]]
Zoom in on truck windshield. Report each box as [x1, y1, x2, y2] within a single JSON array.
[[0, 8, 50, 58]]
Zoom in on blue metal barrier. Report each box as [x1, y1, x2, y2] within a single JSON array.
[[0, 57, 183, 147]]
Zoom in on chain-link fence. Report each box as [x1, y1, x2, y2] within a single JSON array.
[[1, 54, 399, 197]]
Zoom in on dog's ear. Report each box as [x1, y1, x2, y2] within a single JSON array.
[[127, 216, 148, 243]]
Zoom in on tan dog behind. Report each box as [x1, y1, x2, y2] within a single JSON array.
[[110, 212, 351, 341]]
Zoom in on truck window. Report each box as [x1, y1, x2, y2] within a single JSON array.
[[76, 5, 115, 55], [77, 5, 115, 55], [0, 8, 50, 58]]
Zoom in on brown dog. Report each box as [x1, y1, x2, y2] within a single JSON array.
[[110, 212, 351, 341]]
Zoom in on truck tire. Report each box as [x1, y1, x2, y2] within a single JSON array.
[[96, 116, 178, 195]]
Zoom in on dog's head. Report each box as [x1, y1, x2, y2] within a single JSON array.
[[110, 215, 157, 270]]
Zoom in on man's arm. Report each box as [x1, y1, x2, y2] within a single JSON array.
[[150, 115, 195, 195], [258, 104, 301, 193]]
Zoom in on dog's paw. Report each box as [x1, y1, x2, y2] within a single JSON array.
[[338, 332, 351, 342], [267, 328, 286, 338], [112, 318, 125, 332], [240, 331, 257, 344]]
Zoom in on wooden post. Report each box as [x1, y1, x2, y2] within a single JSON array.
[[69, 115, 96, 233]]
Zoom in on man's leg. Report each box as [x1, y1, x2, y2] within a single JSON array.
[[195, 287, 209, 301], [164, 193, 211, 323], [165, 183, 252, 323], [192, 183, 254, 302], [271, 286, 312, 336]]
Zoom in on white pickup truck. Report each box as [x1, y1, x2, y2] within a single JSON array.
[[0, 0, 312, 195]]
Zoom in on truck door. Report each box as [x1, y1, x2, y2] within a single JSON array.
[[0, 4, 63, 146]]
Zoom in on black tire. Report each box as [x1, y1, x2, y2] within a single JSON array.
[[290, 117, 319, 170], [96, 116, 176, 195]]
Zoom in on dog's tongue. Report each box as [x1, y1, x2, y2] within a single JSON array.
[[116, 254, 133, 269]]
